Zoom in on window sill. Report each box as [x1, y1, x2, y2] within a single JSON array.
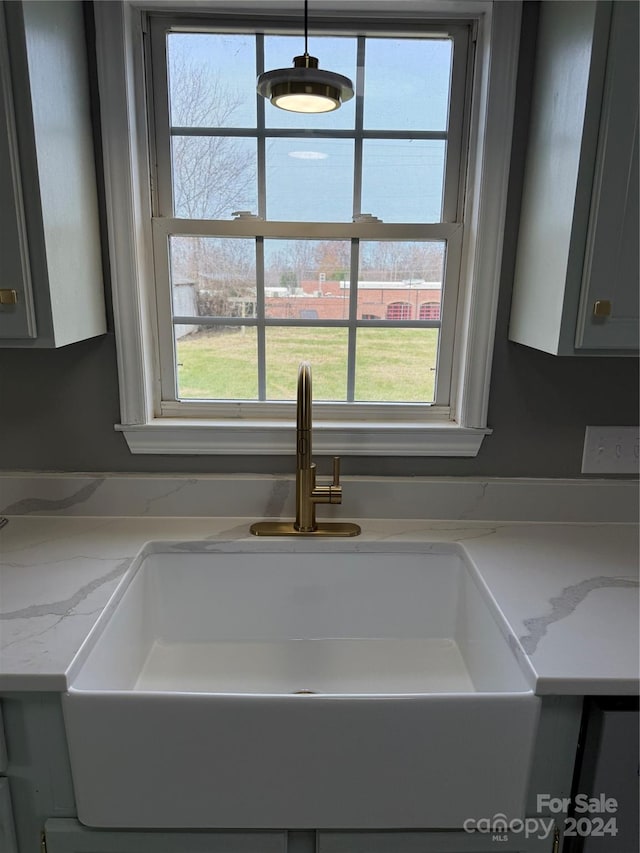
[[116, 420, 491, 456]]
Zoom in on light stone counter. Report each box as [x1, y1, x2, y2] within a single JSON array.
[[0, 513, 637, 695]]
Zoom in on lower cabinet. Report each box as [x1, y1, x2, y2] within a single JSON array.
[[0, 779, 19, 853], [0, 703, 19, 853], [567, 697, 639, 853], [44, 821, 559, 853], [43, 821, 561, 853], [44, 820, 288, 853]]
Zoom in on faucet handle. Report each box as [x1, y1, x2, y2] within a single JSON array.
[[310, 456, 342, 505]]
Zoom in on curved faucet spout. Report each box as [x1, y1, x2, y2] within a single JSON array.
[[295, 361, 342, 532], [250, 360, 360, 536], [296, 361, 312, 471], [295, 361, 319, 532]]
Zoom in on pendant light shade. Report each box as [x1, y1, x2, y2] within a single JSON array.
[[256, 2, 354, 113]]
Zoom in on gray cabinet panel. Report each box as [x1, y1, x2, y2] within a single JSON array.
[[1, 693, 76, 853], [570, 699, 639, 853], [0, 779, 18, 853], [576, 0, 639, 350], [45, 819, 287, 853], [0, 2, 36, 339], [0, 0, 106, 348], [510, 0, 638, 356], [0, 704, 7, 774]]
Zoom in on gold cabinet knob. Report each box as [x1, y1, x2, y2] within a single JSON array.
[[0, 289, 18, 305], [593, 299, 612, 318]]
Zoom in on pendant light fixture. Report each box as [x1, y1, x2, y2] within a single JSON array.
[[257, 0, 354, 113]]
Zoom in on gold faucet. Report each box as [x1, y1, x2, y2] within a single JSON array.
[[250, 362, 361, 537]]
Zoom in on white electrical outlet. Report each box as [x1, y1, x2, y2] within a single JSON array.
[[582, 426, 640, 474]]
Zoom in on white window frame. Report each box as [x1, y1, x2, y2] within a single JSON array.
[[150, 17, 469, 418], [94, 0, 522, 456]]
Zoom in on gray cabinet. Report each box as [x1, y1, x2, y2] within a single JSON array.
[[567, 698, 639, 853], [0, 1, 106, 348], [44, 821, 559, 853], [1, 693, 75, 853], [509, 0, 639, 355], [0, 704, 18, 853], [574, 2, 639, 351], [45, 820, 288, 853], [0, 780, 19, 853], [0, 6, 35, 340], [0, 702, 7, 774]]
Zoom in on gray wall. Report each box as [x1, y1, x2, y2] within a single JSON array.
[[0, 3, 637, 477]]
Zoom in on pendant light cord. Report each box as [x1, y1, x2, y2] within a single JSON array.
[[304, 0, 309, 58]]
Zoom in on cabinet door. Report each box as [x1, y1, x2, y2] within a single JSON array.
[[576, 0, 639, 350], [0, 3, 36, 339], [0, 0, 106, 348], [0, 704, 7, 774], [45, 819, 287, 853], [0, 779, 18, 853], [570, 699, 639, 853]]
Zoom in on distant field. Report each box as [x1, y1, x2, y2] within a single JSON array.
[[176, 326, 439, 402]]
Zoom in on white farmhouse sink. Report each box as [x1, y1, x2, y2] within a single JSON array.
[[64, 540, 539, 829]]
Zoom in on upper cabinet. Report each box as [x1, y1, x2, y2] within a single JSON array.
[[0, 1, 106, 348], [509, 1, 639, 356]]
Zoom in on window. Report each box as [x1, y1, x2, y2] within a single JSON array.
[[151, 23, 465, 409], [94, 1, 522, 455]]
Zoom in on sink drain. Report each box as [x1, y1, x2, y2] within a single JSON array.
[[292, 689, 317, 694]]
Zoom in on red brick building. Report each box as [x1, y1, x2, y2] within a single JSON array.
[[264, 278, 442, 321]]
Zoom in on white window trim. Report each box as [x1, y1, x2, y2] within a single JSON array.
[[94, 0, 522, 456]]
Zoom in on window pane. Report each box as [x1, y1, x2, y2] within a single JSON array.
[[265, 327, 348, 400], [169, 237, 256, 318], [361, 139, 445, 222], [264, 239, 351, 319], [358, 241, 445, 319], [363, 38, 452, 131], [266, 138, 354, 221], [167, 34, 256, 128], [175, 326, 258, 400], [264, 36, 357, 130], [355, 328, 439, 402], [172, 137, 257, 219]]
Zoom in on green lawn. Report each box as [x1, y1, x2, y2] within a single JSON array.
[[176, 326, 438, 402]]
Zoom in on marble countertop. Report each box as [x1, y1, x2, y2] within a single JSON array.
[[0, 515, 637, 695]]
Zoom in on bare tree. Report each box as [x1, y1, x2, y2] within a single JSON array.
[[169, 51, 255, 220], [265, 240, 319, 290], [314, 242, 351, 280]]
